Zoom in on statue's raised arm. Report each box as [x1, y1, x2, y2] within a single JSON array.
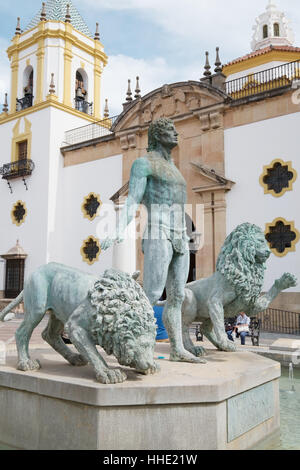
[[101, 158, 151, 251]]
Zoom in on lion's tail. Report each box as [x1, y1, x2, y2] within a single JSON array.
[[0, 291, 23, 322]]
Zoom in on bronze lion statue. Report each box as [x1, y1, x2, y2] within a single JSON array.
[[0, 264, 158, 384], [180, 223, 297, 358]]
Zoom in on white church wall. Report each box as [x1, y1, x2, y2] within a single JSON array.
[[0, 109, 52, 284], [45, 106, 120, 277], [59, 154, 123, 276], [226, 60, 288, 82], [225, 111, 300, 293], [44, 38, 65, 102]]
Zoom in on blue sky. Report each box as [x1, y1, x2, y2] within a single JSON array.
[[0, 0, 299, 114]]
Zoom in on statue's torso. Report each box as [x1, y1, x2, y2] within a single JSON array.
[[142, 153, 187, 218], [141, 153, 189, 253]]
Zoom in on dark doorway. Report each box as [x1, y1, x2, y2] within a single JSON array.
[[5, 259, 25, 299]]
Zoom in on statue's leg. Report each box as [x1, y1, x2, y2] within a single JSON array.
[[182, 323, 207, 357], [15, 276, 48, 371], [143, 238, 173, 305], [65, 313, 127, 384], [16, 310, 45, 371], [42, 313, 88, 366], [165, 252, 206, 364], [201, 318, 236, 352]]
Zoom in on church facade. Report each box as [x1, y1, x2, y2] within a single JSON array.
[[1, 1, 300, 312]]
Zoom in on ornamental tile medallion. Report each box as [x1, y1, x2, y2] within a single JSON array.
[[80, 236, 101, 265], [81, 193, 102, 221], [11, 201, 27, 227], [260, 159, 297, 197], [265, 218, 300, 257]]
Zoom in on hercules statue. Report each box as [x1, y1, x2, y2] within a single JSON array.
[[102, 117, 205, 364]]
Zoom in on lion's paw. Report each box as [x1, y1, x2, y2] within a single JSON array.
[[218, 340, 237, 352], [192, 346, 207, 357], [139, 361, 160, 375], [277, 273, 298, 291], [17, 359, 41, 371], [68, 354, 88, 367], [95, 368, 127, 384]]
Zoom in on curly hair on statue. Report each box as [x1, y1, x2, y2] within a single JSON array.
[[88, 269, 157, 359], [147, 117, 174, 152], [216, 223, 269, 305]]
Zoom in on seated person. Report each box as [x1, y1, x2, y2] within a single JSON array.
[[235, 312, 250, 345], [226, 321, 236, 342]]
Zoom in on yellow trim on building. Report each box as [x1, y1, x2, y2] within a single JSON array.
[[11, 201, 27, 227], [259, 159, 297, 198], [81, 192, 102, 221], [9, 37, 20, 114], [11, 118, 32, 163], [80, 235, 101, 265], [35, 23, 45, 105], [0, 97, 99, 126], [94, 44, 102, 119], [7, 23, 108, 65], [223, 51, 300, 77], [265, 217, 300, 258], [63, 22, 73, 107]]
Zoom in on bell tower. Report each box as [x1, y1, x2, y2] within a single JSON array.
[[6, 0, 108, 120], [251, 0, 295, 52], [0, 1, 108, 293]]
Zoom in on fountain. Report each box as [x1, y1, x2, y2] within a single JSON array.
[[288, 363, 296, 393]]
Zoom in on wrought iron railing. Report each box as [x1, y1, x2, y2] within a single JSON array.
[[16, 94, 34, 111], [63, 115, 119, 146], [74, 98, 93, 115], [257, 308, 300, 335], [0, 159, 35, 180], [226, 60, 300, 100]]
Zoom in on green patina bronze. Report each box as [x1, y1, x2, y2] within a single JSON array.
[[0, 264, 158, 384], [102, 118, 205, 364], [180, 223, 297, 356]]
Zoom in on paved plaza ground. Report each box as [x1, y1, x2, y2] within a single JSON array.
[[1, 315, 299, 353]]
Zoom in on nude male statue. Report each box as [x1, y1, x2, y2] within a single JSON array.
[[102, 118, 204, 363]]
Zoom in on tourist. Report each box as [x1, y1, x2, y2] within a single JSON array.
[[235, 312, 251, 345]]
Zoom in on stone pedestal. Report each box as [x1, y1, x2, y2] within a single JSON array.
[[0, 347, 280, 450]]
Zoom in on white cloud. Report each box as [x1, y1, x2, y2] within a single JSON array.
[[101, 54, 200, 116], [81, 0, 300, 56]]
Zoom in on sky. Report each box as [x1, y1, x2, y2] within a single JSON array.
[[0, 0, 299, 115]]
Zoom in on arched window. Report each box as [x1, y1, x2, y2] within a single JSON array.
[[263, 24, 268, 39], [17, 66, 34, 110], [75, 68, 92, 114], [75, 69, 88, 100], [23, 66, 34, 96], [274, 23, 280, 37]]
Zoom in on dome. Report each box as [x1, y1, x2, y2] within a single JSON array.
[[25, 0, 93, 38], [251, 0, 294, 52], [1, 240, 28, 260]]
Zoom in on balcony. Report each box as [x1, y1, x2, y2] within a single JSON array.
[[0, 159, 35, 181], [226, 59, 300, 101], [63, 115, 119, 146], [74, 97, 93, 115], [16, 94, 34, 111]]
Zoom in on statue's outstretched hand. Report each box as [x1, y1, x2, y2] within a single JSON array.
[[101, 235, 124, 252], [275, 273, 298, 291]]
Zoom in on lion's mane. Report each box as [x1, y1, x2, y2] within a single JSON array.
[[88, 269, 156, 357], [216, 223, 268, 305]]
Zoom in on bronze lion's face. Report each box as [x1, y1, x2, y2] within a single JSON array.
[[117, 333, 158, 375], [254, 232, 271, 264]]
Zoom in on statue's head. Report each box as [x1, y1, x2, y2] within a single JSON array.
[[147, 117, 178, 152], [89, 269, 158, 376]]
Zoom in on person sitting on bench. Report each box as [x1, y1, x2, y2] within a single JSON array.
[[235, 312, 251, 345]]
